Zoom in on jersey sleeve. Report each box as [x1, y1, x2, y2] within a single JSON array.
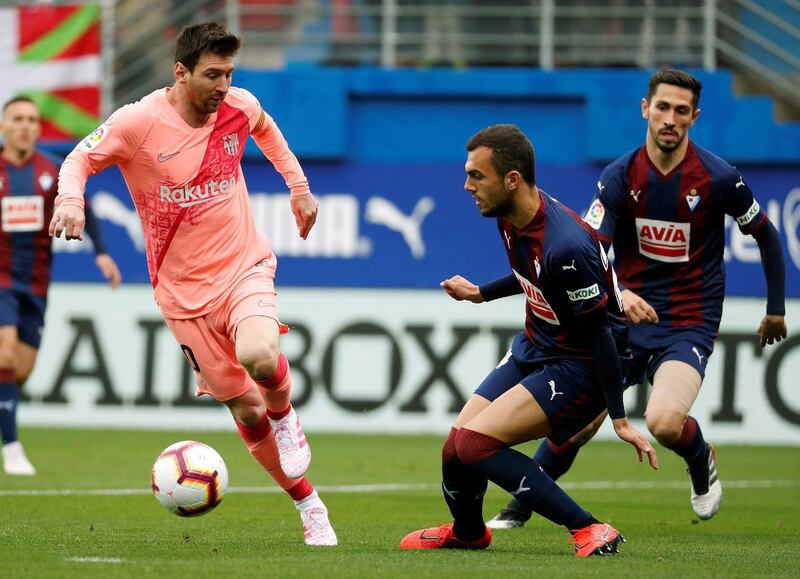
[[583, 163, 626, 244], [551, 232, 610, 318], [720, 169, 768, 236], [245, 92, 311, 197], [57, 103, 148, 208], [224, 87, 267, 133]]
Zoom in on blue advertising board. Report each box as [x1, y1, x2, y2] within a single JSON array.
[[50, 159, 800, 298]]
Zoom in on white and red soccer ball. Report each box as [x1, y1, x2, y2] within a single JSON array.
[[151, 441, 228, 516]]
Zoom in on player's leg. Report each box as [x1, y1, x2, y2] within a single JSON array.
[[235, 315, 309, 479], [455, 379, 623, 556], [487, 345, 649, 529], [231, 263, 310, 479], [0, 290, 35, 476], [15, 341, 38, 386], [400, 347, 528, 550], [487, 410, 606, 529], [646, 345, 721, 519], [398, 394, 494, 550], [225, 385, 336, 546], [165, 314, 336, 546]]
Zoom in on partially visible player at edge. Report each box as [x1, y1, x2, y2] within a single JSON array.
[[49, 23, 337, 546], [1, 96, 121, 476], [400, 124, 657, 557], [488, 68, 787, 530]]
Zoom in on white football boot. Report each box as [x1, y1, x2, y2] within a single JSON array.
[[270, 406, 311, 479], [2, 441, 36, 476], [295, 491, 338, 546], [690, 444, 722, 520]]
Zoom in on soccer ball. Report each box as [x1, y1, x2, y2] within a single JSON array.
[[151, 441, 229, 516]]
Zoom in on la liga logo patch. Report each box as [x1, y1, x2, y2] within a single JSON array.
[[81, 125, 108, 150]]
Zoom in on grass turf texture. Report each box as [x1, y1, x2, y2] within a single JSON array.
[[1, 428, 798, 578]]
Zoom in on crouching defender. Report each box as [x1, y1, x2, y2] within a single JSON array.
[[400, 124, 657, 557]]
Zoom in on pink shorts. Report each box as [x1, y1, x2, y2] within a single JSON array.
[[164, 260, 280, 401]]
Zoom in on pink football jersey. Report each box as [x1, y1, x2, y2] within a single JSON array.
[[58, 87, 309, 318]]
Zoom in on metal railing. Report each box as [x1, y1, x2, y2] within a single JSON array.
[[4, 1, 797, 115]]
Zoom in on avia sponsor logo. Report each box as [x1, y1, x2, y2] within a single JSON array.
[[635, 218, 690, 263], [566, 283, 599, 302], [1, 195, 44, 232], [512, 269, 560, 325], [736, 200, 760, 227], [159, 176, 236, 208]]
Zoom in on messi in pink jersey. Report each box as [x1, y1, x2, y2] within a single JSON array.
[[50, 22, 336, 547], [58, 85, 305, 318]]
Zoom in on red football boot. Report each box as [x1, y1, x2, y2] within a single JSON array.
[[400, 523, 491, 550], [568, 523, 625, 557]]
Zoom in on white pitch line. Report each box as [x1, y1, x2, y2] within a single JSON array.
[[1, 479, 798, 497], [65, 557, 124, 564]]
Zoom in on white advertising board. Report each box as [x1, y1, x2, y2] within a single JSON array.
[[19, 285, 800, 445]]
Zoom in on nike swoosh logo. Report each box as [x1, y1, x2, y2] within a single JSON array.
[[158, 151, 180, 162]]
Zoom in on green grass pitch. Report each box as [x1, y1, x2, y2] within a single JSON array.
[[1, 428, 798, 578]]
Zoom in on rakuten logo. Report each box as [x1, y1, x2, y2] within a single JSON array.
[[159, 176, 236, 208], [635, 218, 690, 263]]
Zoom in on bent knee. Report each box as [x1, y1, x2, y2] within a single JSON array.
[[237, 344, 279, 379], [646, 414, 684, 445], [454, 428, 504, 465], [226, 398, 266, 427]]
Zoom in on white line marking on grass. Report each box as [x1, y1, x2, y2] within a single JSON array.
[[2, 479, 798, 497], [65, 557, 124, 564]]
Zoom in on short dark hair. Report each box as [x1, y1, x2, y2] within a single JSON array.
[[647, 68, 702, 109], [3, 95, 37, 113], [175, 22, 241, 71], [466, 124, 536, 185]]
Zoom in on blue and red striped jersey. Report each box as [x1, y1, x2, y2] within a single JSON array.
[[584, 141, 767, 332], [0, 149, 60, 297], [499, 190, 626, 362]]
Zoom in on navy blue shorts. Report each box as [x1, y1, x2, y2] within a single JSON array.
[[0, 289, 47, 348], [474, 333, 608, 445], [623, 325, 716, 387]]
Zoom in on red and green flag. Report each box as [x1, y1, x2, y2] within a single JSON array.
[[0, 4, 101, 140]]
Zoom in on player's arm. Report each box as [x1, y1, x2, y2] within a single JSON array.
[[83, 203, 122, 289], [51, 105, 144, 241], [250, 108, 317, 239], [578, 307, 656, 469], [558, 242, 657, 468], [752, 221, 786, 346], [724, 172, 787, 346], [440, 273, 522, 303]]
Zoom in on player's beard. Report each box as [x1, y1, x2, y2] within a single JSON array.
[[481, 190, 515, 218], [651, 125, 685, 153]]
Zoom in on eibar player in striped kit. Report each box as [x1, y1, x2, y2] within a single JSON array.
[[400, 124, 657, 557], [0, 96, 120, 475], [49, 22, 336, 546], [488, 69, 787, 530]]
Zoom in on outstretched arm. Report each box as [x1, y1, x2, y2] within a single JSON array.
[[440, 273, 522, 303], [251, 111, 317, 239], [752, 220, 787, 347], [583, 307, 658, 470], [49, 152, 91, 240]]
